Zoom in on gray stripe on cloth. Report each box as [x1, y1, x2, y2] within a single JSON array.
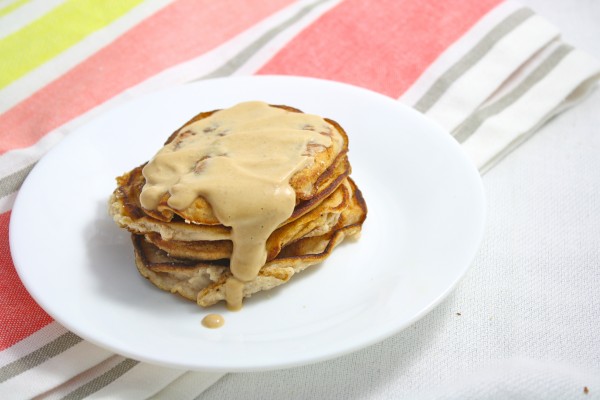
[[453, 44, 574, 143], [478, 52, 600, 173], [60, 359, 139, 400], [414, 7, 535, 113], [0, 162, 35, 199], [0, 332, 82, 383], [199, 0, 329, 80]]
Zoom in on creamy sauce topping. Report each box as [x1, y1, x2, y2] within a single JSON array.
[[140, 101, 333, 309], [224, 278, 245, 311], [201, 313, 225, 329]]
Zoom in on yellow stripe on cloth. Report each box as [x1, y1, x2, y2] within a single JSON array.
[[0, 0, 144, 90], [0, 0, 31, 18]]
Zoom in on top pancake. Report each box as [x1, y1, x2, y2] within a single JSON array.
[[137, 102, 349, 225], [110, 151, 351, 239]]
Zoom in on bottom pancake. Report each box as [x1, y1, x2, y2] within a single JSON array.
[[131, 178, 367, 307]]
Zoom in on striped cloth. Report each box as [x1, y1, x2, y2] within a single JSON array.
[[1, 0, 598, 398]]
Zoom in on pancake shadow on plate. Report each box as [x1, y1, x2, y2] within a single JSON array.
[[83, 200, 199, 313]]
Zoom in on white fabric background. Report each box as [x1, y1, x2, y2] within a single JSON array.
[[198, 1, 600, 399]]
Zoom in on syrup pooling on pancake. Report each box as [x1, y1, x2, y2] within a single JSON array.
[[139, 101, 334, 309]]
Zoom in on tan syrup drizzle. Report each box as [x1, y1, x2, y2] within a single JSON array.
[[201, 314, 225, 329], [140, 101, 333, 310]]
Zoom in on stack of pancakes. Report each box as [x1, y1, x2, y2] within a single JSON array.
[[109, 102, 366, 307]]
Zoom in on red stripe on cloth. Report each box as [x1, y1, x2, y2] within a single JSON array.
[[0, 0, 293, 154], [259, 0, 502, 97], [0, 212, 53, 351]]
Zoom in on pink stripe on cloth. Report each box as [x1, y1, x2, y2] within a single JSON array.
[[258, 0, 502, 97], [0, 0, 294, 154], [0, 212, 53, 350]]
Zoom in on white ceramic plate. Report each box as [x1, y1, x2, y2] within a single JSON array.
[[10, 76, 485, 372]]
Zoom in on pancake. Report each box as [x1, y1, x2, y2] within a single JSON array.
[[109, 101, 367, 309], [108, 153, 351, 241], [132, 178, 367, 307], [143, 178, 352, 261]]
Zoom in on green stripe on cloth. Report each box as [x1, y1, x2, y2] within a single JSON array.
[[61, 359, 139, 400], [0, 0, 30, 17], [0, 0, 144, 89], [414, 7, 534, 113], [453, 44, 574, 143], [0, 332, 82, 383], [201, 0, 328, 79], [0, 162, 35, 198]]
